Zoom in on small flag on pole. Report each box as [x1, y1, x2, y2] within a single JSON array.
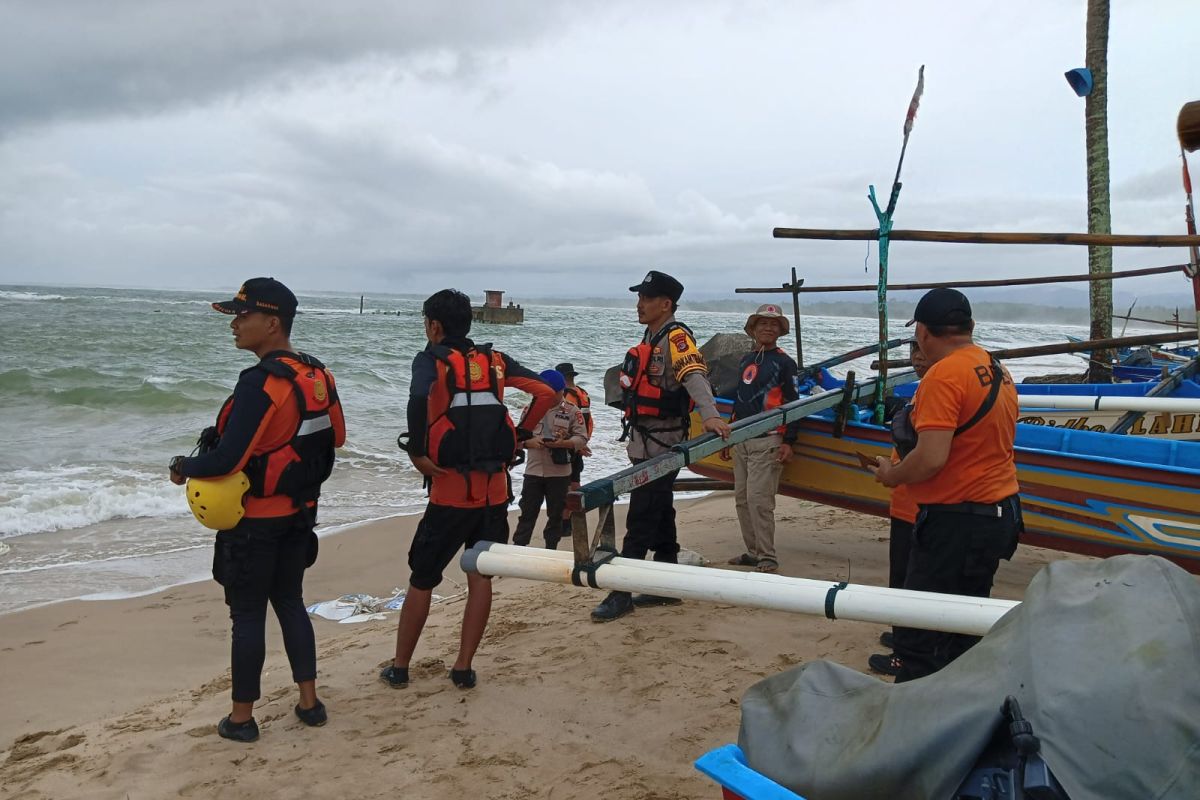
[[904, 65, 925, 136]]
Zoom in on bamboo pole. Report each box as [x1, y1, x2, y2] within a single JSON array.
[[772, 228, 1200, 247], [735, 263, 1184, 294], [790, 266, 804, 367], [872, 329, 1198, 369]]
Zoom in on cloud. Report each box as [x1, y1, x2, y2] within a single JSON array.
[[0, 0, 608, 131]]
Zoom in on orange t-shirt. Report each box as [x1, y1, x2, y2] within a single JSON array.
[[888, 450, 919, 523], [908, 344, 1019, 506]]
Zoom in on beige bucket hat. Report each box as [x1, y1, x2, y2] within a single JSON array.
[[744, 303, 790, 337]]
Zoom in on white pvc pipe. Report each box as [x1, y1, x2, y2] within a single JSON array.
[[480, 543, 1017, 606], [462, 544, 1018, 636], [1018, 395, 1200, 413]]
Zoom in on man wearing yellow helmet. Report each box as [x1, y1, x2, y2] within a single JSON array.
[[168, 277, 347, 743]]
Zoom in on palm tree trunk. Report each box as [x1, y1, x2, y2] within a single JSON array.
[[1085, 0, 1113, 382]]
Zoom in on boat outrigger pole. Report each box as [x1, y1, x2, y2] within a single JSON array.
[[866, 65, 925, 424]]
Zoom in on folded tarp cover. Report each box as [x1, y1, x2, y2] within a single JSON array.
[[738, 555, 1200, 799]]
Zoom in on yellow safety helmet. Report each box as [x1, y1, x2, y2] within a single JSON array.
[[185, 472, 251, 531]]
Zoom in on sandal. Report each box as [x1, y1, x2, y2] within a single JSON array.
[[867, 653, 904, 677], [450, 668, 477, 689], [755, 561, 779, 573], [727, 553, 757, 567]]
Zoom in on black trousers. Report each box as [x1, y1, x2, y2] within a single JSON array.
[[513, 473, 569, 549], [621, 460, 681, 562], [889, 517, 914, 590], [213, 514, 318, 703], [894, 496, 1021, 683]]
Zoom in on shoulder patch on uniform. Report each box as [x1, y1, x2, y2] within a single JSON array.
[[669, 330, 690, 353]]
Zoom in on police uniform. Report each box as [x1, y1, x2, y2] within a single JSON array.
[[591, 271, 721, 622], [513, 397, 589, 549]]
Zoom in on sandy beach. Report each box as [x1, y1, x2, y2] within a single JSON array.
[[0, 494, 1071, 800]]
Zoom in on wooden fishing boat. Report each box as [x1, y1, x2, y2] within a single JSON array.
[[687, 400, 1200, 573], [1065, 334, 1197, 369]]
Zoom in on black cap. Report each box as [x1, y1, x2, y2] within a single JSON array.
[[628, 270, 684, 303], [212, 277, 298, 317], [554, 362, 578, 377], [906, 287, 972, 327]]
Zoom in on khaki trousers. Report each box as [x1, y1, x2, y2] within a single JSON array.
[[732, 434, 784, 566]]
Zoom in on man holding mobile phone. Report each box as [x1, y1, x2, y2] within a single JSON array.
[[869, 289, 1021, 683], [512, 369, 589, 550]]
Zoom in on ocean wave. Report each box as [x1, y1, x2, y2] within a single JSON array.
[[0, 367, 221, 411], [0, 289, 69, 301], [0, 468, 188, 537], [0, 542, 208, 576]]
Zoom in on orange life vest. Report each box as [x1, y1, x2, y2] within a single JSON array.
[[425, 344, 518, 474], [216, 352, 342, 507], [564, 385, 594, 438], [619, 323, 693, 441]]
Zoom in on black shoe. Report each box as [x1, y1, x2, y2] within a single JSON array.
[[631, 594, 682, 607], [217, 715, 259, 743], [590, 591, 634, 622], [727, 553, 757, 566], [380, 664, 410, 688], [294, 700, 327, 727], [868, 653, 903, 677], [450, 668, 477, 689], [879, 631, 894, 649]]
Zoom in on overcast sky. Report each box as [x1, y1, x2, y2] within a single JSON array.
[[1, 0, 1198, 300]]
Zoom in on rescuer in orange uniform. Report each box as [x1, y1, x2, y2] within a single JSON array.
[[169, 277, 346, 742]]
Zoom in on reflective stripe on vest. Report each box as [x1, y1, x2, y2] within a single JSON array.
[[449, 393, 503, 408], [297, 414, 333, 436]]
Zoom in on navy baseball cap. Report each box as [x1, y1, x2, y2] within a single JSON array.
[[906, 287, 972, 327], [212, 277, 298, 317], [629, 270, 684, 303]]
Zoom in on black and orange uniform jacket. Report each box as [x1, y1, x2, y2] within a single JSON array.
[[731, 347, 801, 443], [408, 336, 557, 509], [180, 351, 347, 519]]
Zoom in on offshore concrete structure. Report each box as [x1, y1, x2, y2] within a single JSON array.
[[473, 289, 524, 324]]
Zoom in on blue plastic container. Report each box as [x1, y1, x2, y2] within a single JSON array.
[[694, 745, 807, 800]]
